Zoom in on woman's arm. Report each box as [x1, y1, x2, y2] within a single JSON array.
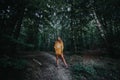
[[61, 41, 64, 51]]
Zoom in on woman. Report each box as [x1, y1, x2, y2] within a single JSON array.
[[54, 37, 68, 68]]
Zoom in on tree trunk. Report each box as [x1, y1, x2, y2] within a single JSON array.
[[13, 8, 24, 39], [92, 9, 114, 54], [92, 9, 108, 46]]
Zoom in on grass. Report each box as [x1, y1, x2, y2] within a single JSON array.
[[68, 54, 120, 80], [0, 56, 28, 69], [0, 56, 28, 80]]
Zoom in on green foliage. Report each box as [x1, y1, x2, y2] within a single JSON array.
[[71, 62, 120, 80], [1, 34, 34, 51], [0, 57, 28, 69], [0, 0, 120, 53], [72, 63, 96, 75]]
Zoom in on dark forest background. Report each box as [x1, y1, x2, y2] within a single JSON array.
[[0, 0, 120, 55]]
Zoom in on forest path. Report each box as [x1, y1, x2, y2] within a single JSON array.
[[24, 52, 72, 80]]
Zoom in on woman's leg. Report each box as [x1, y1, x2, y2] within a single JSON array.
[[56, 55, 59, 67], [61, 54, 68, 68]]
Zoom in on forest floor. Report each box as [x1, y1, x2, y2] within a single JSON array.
[[0, 50, 120, 80], [67, 50, 120, 80], [22, 51, 72, 80], [0, 51, 72, 80]]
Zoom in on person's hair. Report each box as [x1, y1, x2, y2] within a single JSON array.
[[57, 37, 62, 43]]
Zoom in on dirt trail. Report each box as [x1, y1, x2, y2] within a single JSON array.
[[25, 52, 72, 80]]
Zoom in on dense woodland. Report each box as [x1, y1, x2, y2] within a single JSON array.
[[0, 0, 120, 55]]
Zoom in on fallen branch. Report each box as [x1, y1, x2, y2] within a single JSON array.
[[33, 59, 42, 66]]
